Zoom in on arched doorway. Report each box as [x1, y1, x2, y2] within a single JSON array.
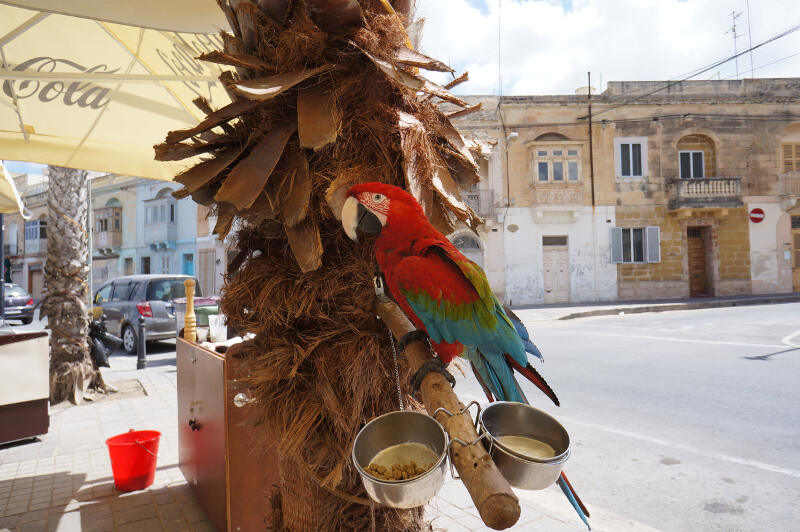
[[451, 233, 483, 268]]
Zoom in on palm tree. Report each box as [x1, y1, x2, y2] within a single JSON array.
[[157, 1, 481, 528], [44, 165, 101, 405]]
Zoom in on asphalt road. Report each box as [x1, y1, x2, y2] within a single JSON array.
[[450, 302, 800, 532], [10, 303, 798, 531]]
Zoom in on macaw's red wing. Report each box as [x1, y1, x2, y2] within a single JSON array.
[[395, 244, 529, 402]]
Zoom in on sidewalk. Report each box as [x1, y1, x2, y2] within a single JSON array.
[[0, 345, 213, 532], [512, 292, 800, 321]]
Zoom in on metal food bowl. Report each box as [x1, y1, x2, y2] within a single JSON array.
[[479, 402, 570, 490], [352, 411, 448, 508]]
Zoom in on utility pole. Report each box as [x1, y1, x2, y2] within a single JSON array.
[[746, 0, 754, 77], [726, 10, 743, 79], [588, 72, 595, 209], [497, 0, 502, 96]]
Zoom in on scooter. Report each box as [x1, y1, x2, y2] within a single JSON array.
[[89, 314, 122, 368]]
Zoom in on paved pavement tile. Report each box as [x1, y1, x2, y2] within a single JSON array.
[[0, 346, 209, 532]]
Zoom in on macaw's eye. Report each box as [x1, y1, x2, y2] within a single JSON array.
[[373, 193, 385, 202]]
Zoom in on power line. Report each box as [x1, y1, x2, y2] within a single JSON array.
[[577, 20, 800, 121], [722, 49, 800, 79]]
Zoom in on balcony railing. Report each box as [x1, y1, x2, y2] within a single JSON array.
[[3, 243, 18, 256], [144, 223, 177, 247], [667, 177, 742, 210], [93, 230, 122, 250], [462, 189, 495, 217], [24, 238, 46, 255], [779, 173, 800, 197], [531, 182, 583, 206]]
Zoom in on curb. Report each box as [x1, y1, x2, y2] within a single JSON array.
[[557, 294, 800, 320]]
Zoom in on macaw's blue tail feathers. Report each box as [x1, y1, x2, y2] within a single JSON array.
[[468, 361, 495, 403], [557, 472, 591, 530], [503, 306, 544, 361], [464, 347, 527, 403], [504, 354, 560, 407]]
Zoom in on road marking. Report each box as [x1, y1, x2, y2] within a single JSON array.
[[782, 329, 800, 348], [558, 416, 800, 479], [578, 331, 785, 349]]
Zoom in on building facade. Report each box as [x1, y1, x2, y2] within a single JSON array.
[[451, 78, 800, 304], [5, 171, 229, 300]]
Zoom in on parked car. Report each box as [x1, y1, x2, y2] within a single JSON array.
[[93, 274, 201, 354], [2, 283, 35, 325]]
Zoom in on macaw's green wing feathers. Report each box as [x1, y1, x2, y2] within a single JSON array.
[[394, 246, 525, 363]]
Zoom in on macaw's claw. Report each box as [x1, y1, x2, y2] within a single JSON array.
[[411, 357, 455, 393]]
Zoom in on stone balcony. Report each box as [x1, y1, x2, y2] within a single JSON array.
[[144, 222, 177, 249], [93, 230, 122, 251], [530, 182, 584, 221], [667, 177, 743, 211], [532, 182, 583, 206], [462, 189, 495, 217]]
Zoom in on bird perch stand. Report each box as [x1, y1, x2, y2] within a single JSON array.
[[375, 298, 520, 530]]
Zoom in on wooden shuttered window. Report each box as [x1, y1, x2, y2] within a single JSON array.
[[783, 143, 800, 172], [610, 226, 661, 264]]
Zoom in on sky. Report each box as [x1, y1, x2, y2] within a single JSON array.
[[3, 0, 799, 177], [416, 0, 800, 95]]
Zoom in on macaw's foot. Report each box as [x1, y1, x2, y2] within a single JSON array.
[[397, 329, 430, 353], [411, 357, 456, 393]]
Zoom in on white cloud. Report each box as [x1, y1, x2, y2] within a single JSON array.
[[416, 0, 800, 95]]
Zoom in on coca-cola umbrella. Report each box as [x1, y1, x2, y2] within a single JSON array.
[[0, 1, 231, 180]]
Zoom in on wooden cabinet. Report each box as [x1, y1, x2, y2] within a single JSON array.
[[0, 332, 49, 445], [177, 338, 280, 531]]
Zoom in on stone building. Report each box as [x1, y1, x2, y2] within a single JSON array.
[[4, 172, 48, 300], [5, 171, 229, 300], [450, 78, 800, 304]]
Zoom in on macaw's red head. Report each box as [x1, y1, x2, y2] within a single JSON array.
[[342, 182, 424, 242]]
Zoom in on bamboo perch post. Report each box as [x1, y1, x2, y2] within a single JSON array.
[[184, 278, 197, 343], [375, 298, 520, 530]]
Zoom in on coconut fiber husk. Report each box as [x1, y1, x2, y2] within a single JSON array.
[[156, 1, 483, 529]]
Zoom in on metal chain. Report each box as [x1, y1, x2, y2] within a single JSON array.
[[387, 328, 404, 410]]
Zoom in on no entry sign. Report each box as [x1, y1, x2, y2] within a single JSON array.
[[749, 208, 765, 223]]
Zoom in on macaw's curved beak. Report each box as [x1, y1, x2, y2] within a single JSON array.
[[341, 196, 382, 242]]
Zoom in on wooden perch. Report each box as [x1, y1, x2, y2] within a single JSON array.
[[375, 298, 520, 530]]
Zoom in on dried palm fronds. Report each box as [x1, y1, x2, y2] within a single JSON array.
[[155, 1, 483, 529]]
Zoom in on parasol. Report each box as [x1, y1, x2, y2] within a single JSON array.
[[0, 1, 231, 180]]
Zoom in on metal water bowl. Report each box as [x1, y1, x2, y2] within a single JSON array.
[[479, 402, 570, 490], [352, 411, 448, 508]]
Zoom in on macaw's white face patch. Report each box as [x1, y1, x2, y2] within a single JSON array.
[[341, 194, 387, 242], [358, 192, 390, 218]]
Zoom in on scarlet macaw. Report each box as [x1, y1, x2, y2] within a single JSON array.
[[342, 182, 590, 529]]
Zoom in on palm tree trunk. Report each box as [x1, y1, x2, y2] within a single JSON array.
[[44, 165, 98, 405], [156, 2, 481, 528]]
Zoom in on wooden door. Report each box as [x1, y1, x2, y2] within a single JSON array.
[[543, 246, 569, 303], [29, 267, 44, 301], [687, 228, 707, 296]]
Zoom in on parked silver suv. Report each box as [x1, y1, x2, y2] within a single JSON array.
[[93, 274, 201, 354]]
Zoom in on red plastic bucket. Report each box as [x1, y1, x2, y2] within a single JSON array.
[[106, 429, 161, 491]]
